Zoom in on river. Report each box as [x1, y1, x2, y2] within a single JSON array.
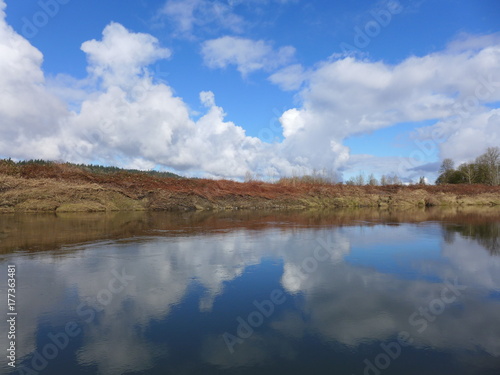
[[1, 208, 499, 374]]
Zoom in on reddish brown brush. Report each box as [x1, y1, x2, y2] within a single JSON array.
[[2, 160, 500, 203]]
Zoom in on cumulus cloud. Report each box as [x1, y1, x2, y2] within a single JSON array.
[[61, 77, 273, 177], [1, 0, 500, 181], [81, 22, 172, 88], [0, 2, 68, 160], [276, 34, 500, 176], [0, 5, 299, 178], [201, 36, 296, 77]]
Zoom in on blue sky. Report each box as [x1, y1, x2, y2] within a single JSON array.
[[1, 0, 500, 181]]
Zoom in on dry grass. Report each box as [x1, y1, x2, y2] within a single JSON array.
[[1, 160, 500, 212]]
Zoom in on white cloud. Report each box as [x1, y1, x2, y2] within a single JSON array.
[[277, 35, 500, 176], [268, 63, 307, 91], [201, 36, 296, 77], [278, 108, 305, 137], [434, 109, 500, 165], [0, 8, 301, 179], [81, 22, 172, 88], [446, 32, 500, 53], [158, 0, 298, 38], [159, 0, 245, 37], [0, 1, 67, 160], [62, 78, 270, 178]]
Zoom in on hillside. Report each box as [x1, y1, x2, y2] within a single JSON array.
[[1, 160, 500, 212]]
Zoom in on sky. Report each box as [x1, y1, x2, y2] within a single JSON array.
[[1, 0, 499, 182]]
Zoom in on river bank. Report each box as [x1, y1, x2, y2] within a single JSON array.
[[1, 162, 500, 212]]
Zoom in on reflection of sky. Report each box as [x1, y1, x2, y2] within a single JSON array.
[[0, 222, 500, 374], [343, 224, 444, 282]]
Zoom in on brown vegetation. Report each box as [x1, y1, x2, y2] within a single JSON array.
[[1, 160, 500, 212]]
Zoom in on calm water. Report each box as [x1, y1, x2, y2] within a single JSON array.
[[1, 208, 500, 375]]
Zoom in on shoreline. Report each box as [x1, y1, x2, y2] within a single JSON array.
[[1, 171, 500, 213]]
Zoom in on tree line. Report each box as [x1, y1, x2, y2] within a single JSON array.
[[436, 147, 500, 185], [0, 158, 182, 179]]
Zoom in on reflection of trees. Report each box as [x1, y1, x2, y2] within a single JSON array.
[[443, 227, 456, 245], [444, 223, 500, 255]]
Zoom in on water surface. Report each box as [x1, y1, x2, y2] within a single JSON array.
[[1, 208, 499, 374]]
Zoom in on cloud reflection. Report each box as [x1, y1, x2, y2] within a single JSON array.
[[1, 218, 500, 374]]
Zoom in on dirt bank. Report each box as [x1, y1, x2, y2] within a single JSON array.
[[1, 162, 500, 212]]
